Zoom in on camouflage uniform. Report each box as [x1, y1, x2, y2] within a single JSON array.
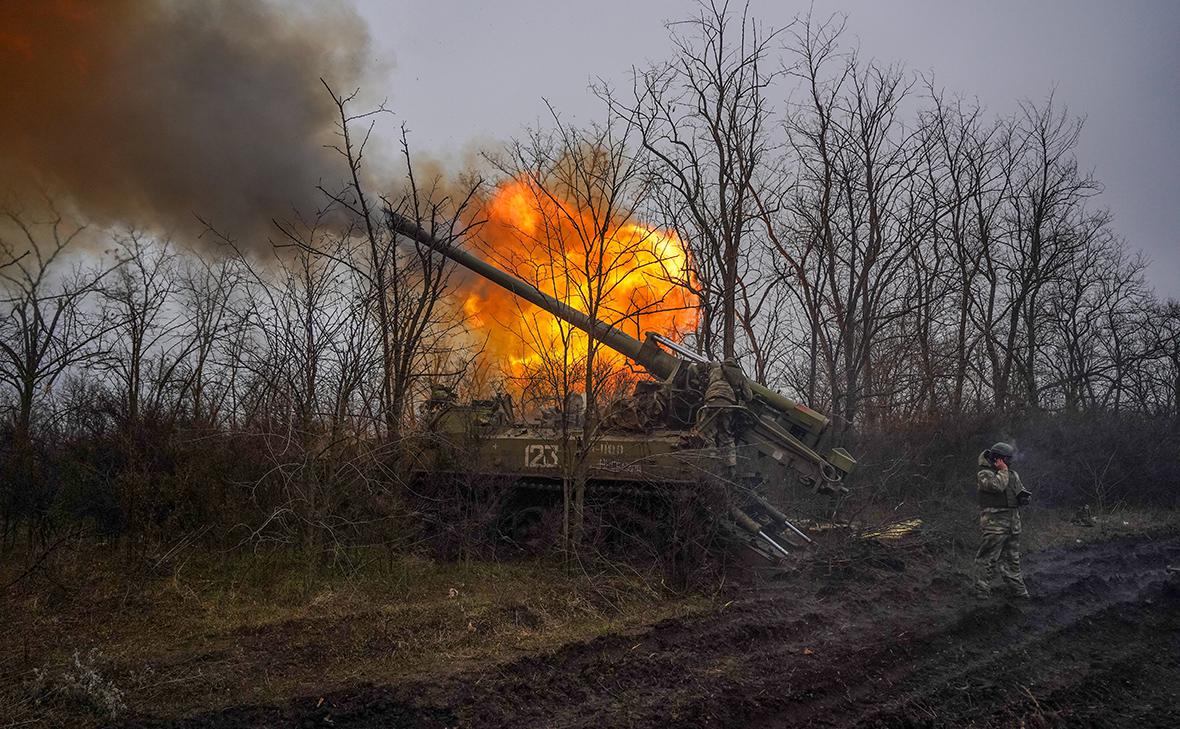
[[974, 451, 1031, 597], [696, 360, 752, 467]]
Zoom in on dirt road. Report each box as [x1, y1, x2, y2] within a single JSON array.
[[115, 531, 1180, 728]]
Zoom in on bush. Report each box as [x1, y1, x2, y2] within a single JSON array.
[[846, 411, 1180, 511], [32, 649, 127, 721]]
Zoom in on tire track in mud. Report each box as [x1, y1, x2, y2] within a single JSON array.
[[765, 534, 1180, 728], [112, 532, 1180, 729], [859, 585, 1180, 727], [842, 536, 1180, 728]]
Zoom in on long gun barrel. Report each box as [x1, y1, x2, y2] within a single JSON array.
[[389, 213, 684, 379], [391, 214, 825, 423]]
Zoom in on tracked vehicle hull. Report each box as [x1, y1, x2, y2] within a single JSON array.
[[393, 212, 857, 561]]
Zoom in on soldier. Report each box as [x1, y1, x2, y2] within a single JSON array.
[[974, 441, 1033, 599], [1069, 503, 1097, 527], [696, 359, 752, 467]]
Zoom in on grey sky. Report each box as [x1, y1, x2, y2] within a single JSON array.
[[353, 0, 1180, 297]]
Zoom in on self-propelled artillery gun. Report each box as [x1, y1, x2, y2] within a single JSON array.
[[391, 213, 856, 561]]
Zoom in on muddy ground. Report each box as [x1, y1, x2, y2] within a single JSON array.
[[109, 530, 1180, 729]]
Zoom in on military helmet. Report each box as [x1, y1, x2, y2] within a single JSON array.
[[987, 442, 1015, 460]]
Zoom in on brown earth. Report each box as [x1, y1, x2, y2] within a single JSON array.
[[108, 530, 1180, 729]]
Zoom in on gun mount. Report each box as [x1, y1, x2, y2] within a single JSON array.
[[393, 212, 856, 561]]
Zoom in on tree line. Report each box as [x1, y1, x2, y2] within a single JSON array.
[[623, 6, 1178, 426]]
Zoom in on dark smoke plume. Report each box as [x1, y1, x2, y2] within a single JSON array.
[[0, 0, 379, 244]]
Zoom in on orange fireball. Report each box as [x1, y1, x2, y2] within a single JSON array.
[[461, 178, 698, 388]]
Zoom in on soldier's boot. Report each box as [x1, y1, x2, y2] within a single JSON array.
[[1000, 565, 1030, 598], [1002, 577, 1031, 599], [972, 562, 995, 598], [1001, 577, 1030, 599]]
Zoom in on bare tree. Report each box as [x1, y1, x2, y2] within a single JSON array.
[[920, 88, 1001, 413], [942, 95, 1103, 412], [219, 216, 383, 569], [174, 254, 247, 424], [754, 14, 924, 427], [622, 0, 782, 361], [99, 232, 194, 430], [1144, 300, 1180, 418], [0, 205, 122, 545], [0, 207, 120, 446], [314, 83, 480, 443], [485, 104, 675, 549]]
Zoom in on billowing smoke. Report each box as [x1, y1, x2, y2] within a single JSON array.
[[0, 0, 380, 243]]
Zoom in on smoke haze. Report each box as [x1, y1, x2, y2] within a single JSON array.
[[0, 0, 379, 243]]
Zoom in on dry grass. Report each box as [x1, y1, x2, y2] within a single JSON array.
[[0, 543, 713, 727], [4, 504, 1175, 726], [1020, 504, 1180, 552]]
